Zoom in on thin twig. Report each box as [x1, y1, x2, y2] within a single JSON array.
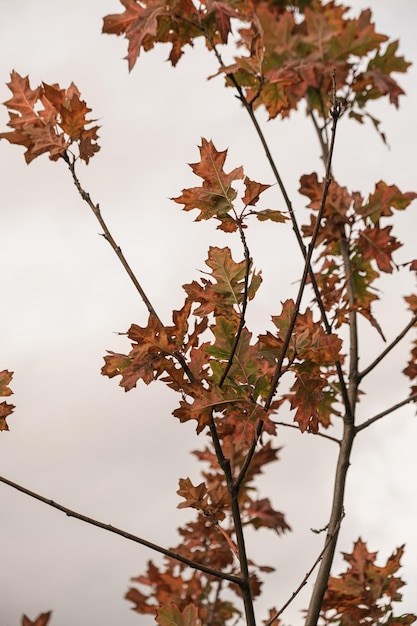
[[264, 510, 345, 626], [272, 420, 341, 444], [219, 222, 251, 388], [0, 475, 241, 585], [265, 75, 343, 410], [63, 153, 163, 325], [358, 314, 417, 381], [355, 391, 417, 432]]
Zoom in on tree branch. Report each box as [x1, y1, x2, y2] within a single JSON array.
[[272, 420, 341, 444], [63, 153, 163, 325], [358, 314, 417, 382], [305, 75, 358, 626], [355, 391, 417, 432], [0, 475, 242, 586], [265, 509, 345, 626], [265, 74, 343, 410], [219, 222, 251, 388]]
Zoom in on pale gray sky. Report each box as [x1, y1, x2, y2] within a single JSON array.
[[1, 1, 416, 625]]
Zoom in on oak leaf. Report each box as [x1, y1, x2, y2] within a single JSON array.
[[322, 539, 416, 624], [173, 384, 239, 433], [0, 370, 15, 431], [206, 0, 238, 44], [242, 176, 271, 208], [156, 603, 201, 626], [245, 497, 290, 534], [358, 224, 401, 273], [22, 613, 52, 626], [177, 478, 209, 512], [173, 139, 243, 231], [0, 72, 99, 163]]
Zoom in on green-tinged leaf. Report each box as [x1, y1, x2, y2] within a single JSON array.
[[156, 603, 201, 626], [173, 139, 243, 228], [359, 181, 417, 224], [255, 209, 288, 223]]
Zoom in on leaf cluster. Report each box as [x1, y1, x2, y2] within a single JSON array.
[[0, 72, 99, 164]]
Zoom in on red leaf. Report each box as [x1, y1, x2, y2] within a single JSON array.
[[245, 497, 290, 534], [206, 0, 238, 44], [358, 224, 402, 273]]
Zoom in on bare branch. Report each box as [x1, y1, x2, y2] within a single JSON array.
[[272, 420, 341, 445], [63, 154, 163, 326], [265, 510, 345, 626], [0, 475, 242, 586], [355, 392, 417, 432], [358, 314, 417, 382]]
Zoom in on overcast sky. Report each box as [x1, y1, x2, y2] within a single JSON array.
[[1, 1, 417, 625]]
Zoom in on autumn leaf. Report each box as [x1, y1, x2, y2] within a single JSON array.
[[244, 497, 290, 534], [173, 384, 239, 433], [289, 369, 326, 433], [322, 539, 416, 624], [206, 0, 238, 45], [358, 224, 402, 273], [0, 370, 15, 431], [0, 369, 13, 397], [177, 478, 209, 512], [0, 71, 99, 163], [242, 177, 271, 208], [173, 139, 244, 231], [183, 246, 261, 319], [22, 613, 52, 626], [103, 0, 204, 69], [254, 209, 288, 223], [156, 603, 201, 626], [358, 180, 417, 224]]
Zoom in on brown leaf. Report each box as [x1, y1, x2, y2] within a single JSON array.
[[177, 477, 209, 512], [22, 612, 52, 626], [156, 603, 201, 626]]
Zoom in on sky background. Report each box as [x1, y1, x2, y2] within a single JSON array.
[[1, 1, 417, 625]]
